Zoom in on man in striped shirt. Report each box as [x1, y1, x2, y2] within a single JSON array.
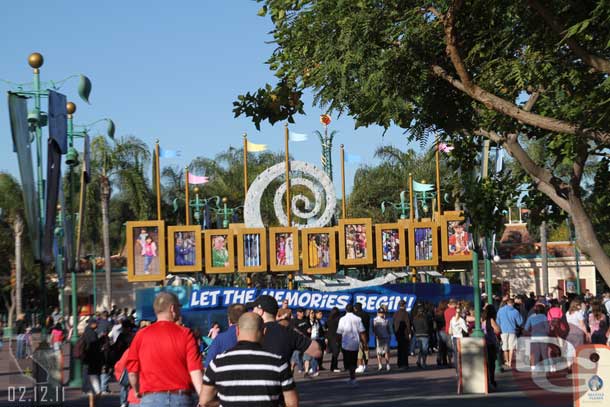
[[200, 312, 299, 407]]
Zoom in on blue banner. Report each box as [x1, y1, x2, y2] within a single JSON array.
[[188, 287, 417, 313]]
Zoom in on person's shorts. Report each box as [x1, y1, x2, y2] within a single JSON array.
[[343, 349, 358, 370], [501, 333, 517, 351], [357, 341, 369, 361], [290, 350, 302, 364], [303, 353, 315, 361], [376, 339, 390, 356]]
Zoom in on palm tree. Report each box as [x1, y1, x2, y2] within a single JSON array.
[[0, 173, 26, 327], [89, 135, 151, 310]]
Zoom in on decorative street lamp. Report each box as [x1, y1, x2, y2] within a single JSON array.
[[1, 52, 93, 342], [53, 205, 65, 319], [64, 102, 114, 388], [381, 191, 410, 220], [188, 188, 220, 229], [216, 197, 243, 229]]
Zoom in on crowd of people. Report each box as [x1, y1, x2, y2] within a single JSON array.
[[6, 289, 610, 406]]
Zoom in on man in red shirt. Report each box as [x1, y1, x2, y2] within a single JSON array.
[[443, 299, 457, 366], [126, 292, 202, 406]]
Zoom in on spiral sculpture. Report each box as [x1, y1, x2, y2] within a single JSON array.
[[244, 160, 337, 228]]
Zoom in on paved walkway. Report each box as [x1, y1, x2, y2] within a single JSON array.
[[0, 335, 572, 407]]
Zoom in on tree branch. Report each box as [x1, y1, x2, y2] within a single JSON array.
[[527, 0, 610, 75], [522, 91, 540, 112], [443, 0, 472, 89], [475, 129, 571, 213], [431, 65, 610, 145]]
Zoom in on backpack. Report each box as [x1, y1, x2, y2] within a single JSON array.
[[549, 315, 569, 339], [73, 336, 87, 360]]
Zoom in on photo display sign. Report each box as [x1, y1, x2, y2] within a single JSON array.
[[441, 211, 472, 262], [204, 229, 235, 273], [408, 220, 439, 266], [338, 218, 373, 266], [127, 220, 166, 282], [301, 227, 337, 275], [168, 225, 202, 272], [375, 222, 407, 268], [236, 228, 268, 273], [269, 227, 300, 272]]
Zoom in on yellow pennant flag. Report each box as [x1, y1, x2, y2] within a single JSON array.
[[246, 140, 268, 152]]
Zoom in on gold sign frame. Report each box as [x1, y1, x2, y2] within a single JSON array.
[[375, 222, 407, 268], [338, 218, 374, 266], [204, 229, 235, 274], [167, 225, 203, 273], [268, 227, 300, 272], [408, 220, 439, 266], [236, 228, 268, 273], [301, 227, 337, 275], [127, 220, 166, 282], [441, 211, 473, 262]]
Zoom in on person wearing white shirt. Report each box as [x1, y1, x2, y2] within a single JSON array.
[[337, 304, 366, 386], [449, 305, 469, 373]]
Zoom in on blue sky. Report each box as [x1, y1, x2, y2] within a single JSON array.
[[0, 1, 422, 196]]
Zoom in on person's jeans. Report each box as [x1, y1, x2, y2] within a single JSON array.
[[140, 393, 194, 407], [416, 336, 429, 367], [291, 350, 304, 371], [16, 334, 26, 359], [436, 331, 448, 365], [144, 255, 154, 272], [100, 372, 110, 392], [409, 336, 417, 354], [120, 385, 129, 406]]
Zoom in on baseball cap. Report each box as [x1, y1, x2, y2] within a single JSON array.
[[246, 295, 279, 315]]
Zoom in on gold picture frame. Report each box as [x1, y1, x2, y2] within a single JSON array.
[[167, 225, 203, 273], [301, 227, 337, 275], [269, 227, 300, 272], [236, 228, 268, 273], [338, 218, 374, 266], [375, 223, 407, 268], [204, 229, 235, 274], [441, 211, 473, 262], [127, 220, 166, 282], [408, 220, 439, 266]]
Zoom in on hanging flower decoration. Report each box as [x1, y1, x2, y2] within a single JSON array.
[[320, 114, 332, 126]]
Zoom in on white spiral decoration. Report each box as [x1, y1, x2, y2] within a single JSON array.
[[244, 160, 337, 228]]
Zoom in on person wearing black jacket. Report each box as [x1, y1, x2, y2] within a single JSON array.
[[325, 307, 341, 372], [393, 300, 411, 368], [82, 319, 103, 396]]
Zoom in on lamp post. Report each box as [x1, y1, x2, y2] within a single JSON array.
[[65, 102, 113, 388], [54, 205, 65, 318], [216, 197, 243, 229], [381, 191, 410, 220], [189, 188, 220, 229], [89, 256, 97, 313], [2, 52, 93, 341]]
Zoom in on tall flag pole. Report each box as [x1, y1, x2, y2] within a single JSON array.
[[284, 123, 291, 226], [185, 167, 191, 225], [340, 144, 346, 218], [435, 138, 442, 218], [408, 173, 414, 222], [243, 133, 249, 199], [155, 140, 162, 220]]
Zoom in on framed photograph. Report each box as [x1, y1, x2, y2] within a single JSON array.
[[302, 227, 337, 275], [338, 218, 373, 265], [441, 211, 472, 262], [204, 229, 235, 274], [269, 227, 300, 272], [127, 220, 166, 282], [167, 225, 202, 272], [375, 223, 407, 268], [236, 228, 268, 273], [408, 220, 439, 266]]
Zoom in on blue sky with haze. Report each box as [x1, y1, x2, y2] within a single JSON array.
[[0, 1, 425, 195]]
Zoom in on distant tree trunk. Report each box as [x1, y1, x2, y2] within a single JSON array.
[[540, 221, 548, 295], [101, 175, 112, 310], [14, 214, 23, 317]]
